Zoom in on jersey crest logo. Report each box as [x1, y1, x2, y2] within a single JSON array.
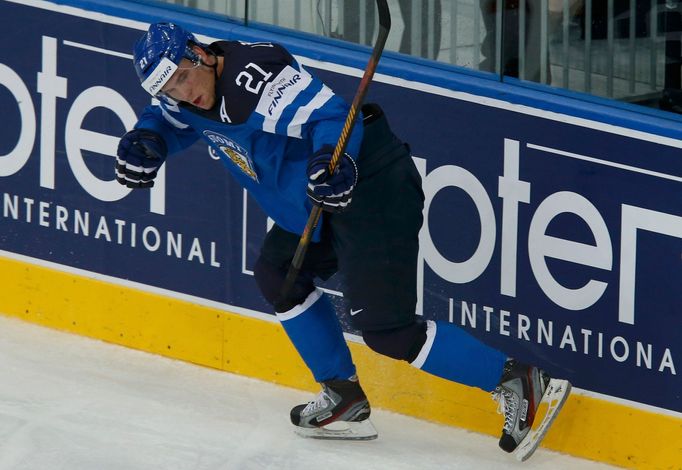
[[203, 131, 259, 182]]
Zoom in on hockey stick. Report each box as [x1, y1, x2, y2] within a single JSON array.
[[279, 0, 391, 302]]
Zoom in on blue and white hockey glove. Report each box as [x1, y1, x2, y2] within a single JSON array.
[[306, 145, 358, 213], [116, 129, 167, 188]]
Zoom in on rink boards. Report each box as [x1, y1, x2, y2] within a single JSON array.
[[0, 0, 680, 468]]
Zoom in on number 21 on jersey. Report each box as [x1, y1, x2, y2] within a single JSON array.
[[236, 63, 272, 94]]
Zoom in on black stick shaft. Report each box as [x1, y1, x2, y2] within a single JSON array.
[[279, 0, 391, 303]]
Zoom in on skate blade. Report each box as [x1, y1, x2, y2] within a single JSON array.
[[294, 419, 378, 441], [514, 379, 572, 462]]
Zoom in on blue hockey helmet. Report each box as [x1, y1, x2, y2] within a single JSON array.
[[133, 22, 202, 98]]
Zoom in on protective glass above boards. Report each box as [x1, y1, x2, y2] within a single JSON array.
[[135, 0, 682, 119]]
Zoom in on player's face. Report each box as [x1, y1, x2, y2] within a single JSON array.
[[160, 51, 216, 110]]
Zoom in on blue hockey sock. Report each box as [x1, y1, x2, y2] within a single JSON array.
[[411, 320, 507, 392], [276, 289, 356, 383]]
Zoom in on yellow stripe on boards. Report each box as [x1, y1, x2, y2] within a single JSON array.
[[1, 255, 224, 369], [0, 255, 679, 469]]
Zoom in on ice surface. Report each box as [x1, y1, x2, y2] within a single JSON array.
[[0, 315, 616, 470]]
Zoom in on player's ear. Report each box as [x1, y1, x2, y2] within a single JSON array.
[[190, 44, 206, 60]]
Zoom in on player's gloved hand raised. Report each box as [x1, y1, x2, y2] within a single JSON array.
[[306, 145, 358, 213], [116, 129, 168, 188]]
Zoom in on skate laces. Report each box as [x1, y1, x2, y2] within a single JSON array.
[[302, 389, 336, 416], [492, 386, 517, 433]]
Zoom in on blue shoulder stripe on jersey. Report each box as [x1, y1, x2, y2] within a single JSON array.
[[287, 84, 335, 139], [274, 76, 325, 136]]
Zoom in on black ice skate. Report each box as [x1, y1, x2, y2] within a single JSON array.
[[492, 359, 571, 461], [290, 375, 377, 440]]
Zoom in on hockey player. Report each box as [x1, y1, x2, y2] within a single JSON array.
[[117, 22, 570, 459]]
